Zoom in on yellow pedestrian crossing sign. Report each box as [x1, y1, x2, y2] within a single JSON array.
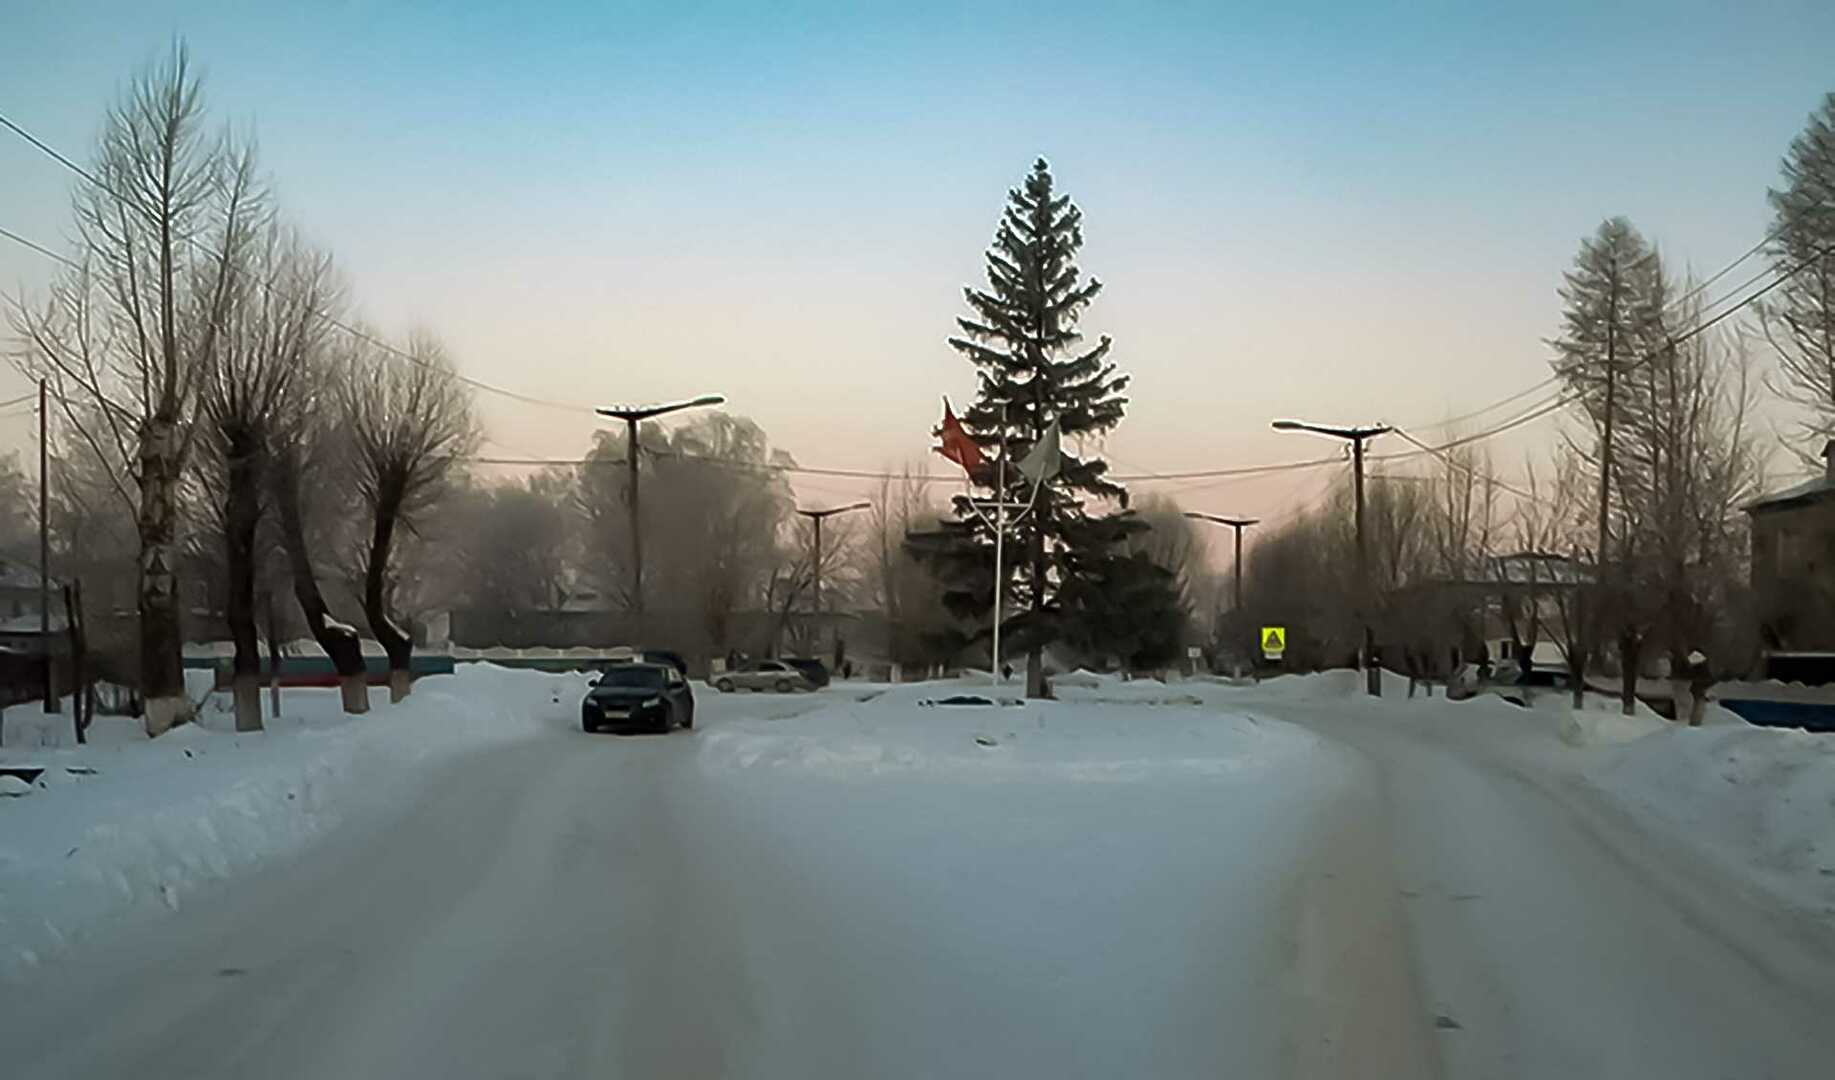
[[1261, 626, 1286, 659]]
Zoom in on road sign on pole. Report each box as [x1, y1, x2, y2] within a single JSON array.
[[1261, 626, 1286, 660]]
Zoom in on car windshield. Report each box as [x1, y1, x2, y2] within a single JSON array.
[[597, 666, 664, 690]]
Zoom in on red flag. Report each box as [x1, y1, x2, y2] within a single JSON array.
[[934, 397, 986, 477]]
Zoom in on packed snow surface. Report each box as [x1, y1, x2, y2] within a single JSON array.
[[3, 666, 1834, 1078]]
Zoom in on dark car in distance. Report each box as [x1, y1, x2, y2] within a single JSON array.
[[782, 657, 831, 688], [582, 662, 695, 734]]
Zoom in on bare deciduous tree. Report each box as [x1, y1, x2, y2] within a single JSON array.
[[1761, 92, 1835, 464], [341, 333, 476, 701], [197, 226, 335, 730], [10, 44, 263, 734], [867, 466, 952, 672], [273, 368, 370, 713]]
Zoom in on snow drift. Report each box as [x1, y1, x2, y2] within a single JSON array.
[[0, 665, 586, 978]]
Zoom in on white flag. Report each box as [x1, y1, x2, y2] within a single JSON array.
[[1016, 420, 1061, 484]]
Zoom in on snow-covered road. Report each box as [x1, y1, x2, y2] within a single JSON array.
[[5, 677, 1835, 1078]]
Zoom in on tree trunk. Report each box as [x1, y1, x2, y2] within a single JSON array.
[[65, 581, 87, 745], [138, 417, 190, 736], [1619, 629, 1642, 717], [274, 445, 367, 713], [363, 483, 415, 702], [266, 590, 282, 721], [225, 433, 263, 732]]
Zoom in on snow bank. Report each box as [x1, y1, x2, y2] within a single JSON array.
[[1246, 667, 1416, 701], [1547, 703, 1668, 747], [695, 686, 1326, 783], [1586, 725, 1835, 913], [0, 665, 584, 978]]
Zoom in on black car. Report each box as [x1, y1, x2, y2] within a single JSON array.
[[782, 657, 831, 688], [582, 662, 695, 734]]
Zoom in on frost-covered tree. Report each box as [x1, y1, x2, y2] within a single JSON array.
[[341, 333, 476, 701], [11, 45, 263, 735], [1761, 92, 1835, 463], [1549, 217, 1668, 701], [940, 159, 1135, 696], [197, 226, 336, 730]]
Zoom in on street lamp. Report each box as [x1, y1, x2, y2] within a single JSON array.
[[1185, 512, 1259, 679], [1271, 419, 1391, 697], [596, 394, 726, 638], [795, 502, 872, 653], [1182, 513, 1258, 613]]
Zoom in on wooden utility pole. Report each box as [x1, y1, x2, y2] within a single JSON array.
[[1272, 421, 1391, 696], [39, 377, 58, 716], [595, 395, 725, 643]]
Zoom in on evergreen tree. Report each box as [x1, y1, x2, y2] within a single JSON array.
[[1763, 92, 1835, 463], [1058, 552, 1188, 671], [939, 158, 1135, 696]]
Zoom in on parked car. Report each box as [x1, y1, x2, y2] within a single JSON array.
[[1479, 666, 1571, 708], [602, 646, 689, 677], [781, 657, 831, 688], [713, 659, 815, 693], [582, 662, 694, 734]]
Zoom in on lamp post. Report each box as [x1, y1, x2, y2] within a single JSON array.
[[1182, 513, 1258, 612], [795, 502, 872, 655], [1272, 419, 1391, 696], [595, 394, 725, 640], [1184, 513, 1258, 677]]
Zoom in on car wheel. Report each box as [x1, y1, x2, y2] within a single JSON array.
[[715, 678, 735, 693], [583, 719, 598, 734], [775, 678, 791, 693], [682, 707, 694, 730]]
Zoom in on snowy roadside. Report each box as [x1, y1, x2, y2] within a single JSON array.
[[1212, 669, 1835, 923], [0, 664, 590, 979]]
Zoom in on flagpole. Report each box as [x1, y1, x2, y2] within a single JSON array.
[[992, 411, 1007, 685]]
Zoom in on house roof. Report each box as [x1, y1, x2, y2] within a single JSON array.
[[1484, 552, 1591, 586], [1744, 474, 1835, 515]]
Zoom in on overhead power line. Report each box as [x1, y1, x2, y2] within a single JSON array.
[[7, 108, 1827, 487], [0, 225, 79, 270], [0, 109, 594, 415], [1405, 194, 1830, 436]]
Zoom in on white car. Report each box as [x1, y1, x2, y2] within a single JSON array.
[[713, 659, 815, 693]]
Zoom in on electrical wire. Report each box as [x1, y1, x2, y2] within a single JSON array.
[[0, 110, 595, 415], [7, 108, 1829, 486]]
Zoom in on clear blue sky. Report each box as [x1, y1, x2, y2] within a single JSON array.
[[2, 1, 1832, 519]]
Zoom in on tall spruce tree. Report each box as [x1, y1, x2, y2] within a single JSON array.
[[941, 158, 1135, 697], [1762, 92, 1835, 464]]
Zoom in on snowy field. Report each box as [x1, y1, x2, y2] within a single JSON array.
[[3, 665, 1835, 1078]]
